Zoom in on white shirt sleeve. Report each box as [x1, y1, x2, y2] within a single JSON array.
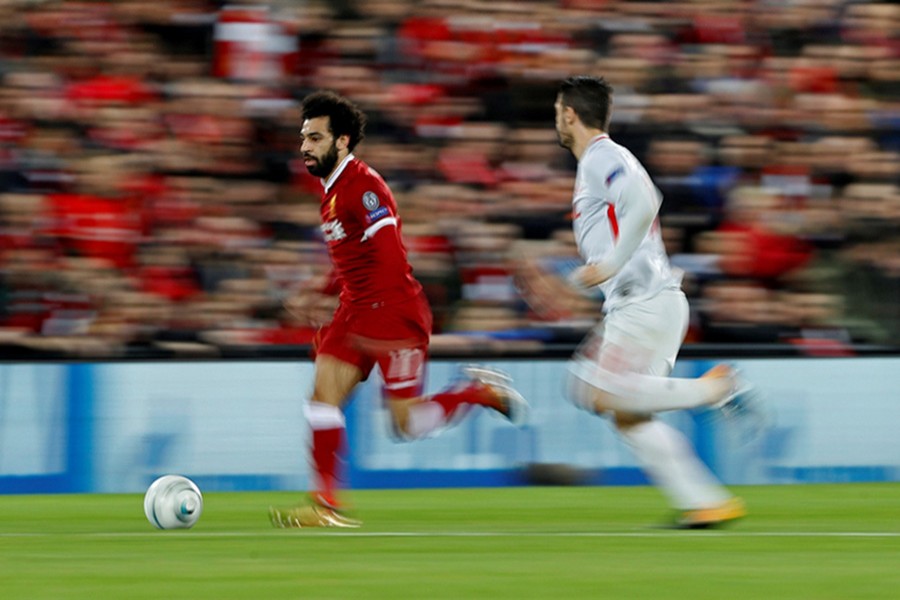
[[590, 170, 659, 279]]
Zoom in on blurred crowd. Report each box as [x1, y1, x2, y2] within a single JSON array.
[[0, 0, 897, 358]]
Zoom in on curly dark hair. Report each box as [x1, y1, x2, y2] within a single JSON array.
[[300, 90, 367, 151]]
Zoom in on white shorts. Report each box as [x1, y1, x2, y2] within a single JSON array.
[[567, 289, 689, 408]]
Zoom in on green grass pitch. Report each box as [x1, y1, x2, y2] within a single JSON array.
[[1, 483, 898, 599]]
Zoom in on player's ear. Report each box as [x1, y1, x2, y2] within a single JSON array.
[[335, 134, 351, 152]]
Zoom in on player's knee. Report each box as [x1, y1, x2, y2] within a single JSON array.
[[565, 361, 623, 414], [613, 411, 652, 430], [565, 369, 611, 415], [310, 389, 342, 407], [565, 367, 591, 411]]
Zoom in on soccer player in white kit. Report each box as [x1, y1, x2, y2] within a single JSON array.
[[555, 75, 750, 528]]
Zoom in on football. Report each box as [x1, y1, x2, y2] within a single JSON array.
[[143, 475, 203, 530]]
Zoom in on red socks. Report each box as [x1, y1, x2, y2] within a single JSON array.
[[430, 381, 496, 418], [306, 402, 347, 507], [311, 425, 343, 506]]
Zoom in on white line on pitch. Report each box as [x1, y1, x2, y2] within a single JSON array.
[[1, 531, 899, 538]]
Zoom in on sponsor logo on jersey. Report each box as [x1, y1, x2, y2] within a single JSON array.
[[366, 206, 390, 223], [362, 191, 380, 211], [321, 218, 346, 242], [605, 166, 624, 187]]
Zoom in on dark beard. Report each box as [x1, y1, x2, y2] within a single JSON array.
[[305, 143, 339, 178], [556, 130, 573, 150]]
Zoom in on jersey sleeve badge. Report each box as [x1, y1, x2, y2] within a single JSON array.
[[605, 166, 624, 187], [362, 191, 380, 210], [362, 190, 390, 224]]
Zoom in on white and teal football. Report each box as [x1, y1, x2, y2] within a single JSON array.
[[143, 475, 203, 530]]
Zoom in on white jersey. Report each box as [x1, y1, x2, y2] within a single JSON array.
[[572, 135, 681, 311]]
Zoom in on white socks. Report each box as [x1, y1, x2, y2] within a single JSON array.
[[620, 420, 731, 510], [568, 359, 728, 413], [307, 399, 449, 441], [403, 401, 447, 440], [305, 401, 346, 429]]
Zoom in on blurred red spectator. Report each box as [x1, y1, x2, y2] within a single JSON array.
[[213, 5, 298, 82], [44, 193, 143, 269], [65, 75, 156, 106], [138, 265, 200, 302]]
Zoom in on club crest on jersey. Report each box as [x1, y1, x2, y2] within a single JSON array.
[[321, 219, 346, 242], [362, 191, 380, 211], [325, 194, 338, 219]]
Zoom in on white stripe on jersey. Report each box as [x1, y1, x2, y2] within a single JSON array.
[[361, 217, 397, 242], [323, 153, 355, 193]]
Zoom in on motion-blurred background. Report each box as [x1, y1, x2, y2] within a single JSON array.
[[1, 0, 898, 359]]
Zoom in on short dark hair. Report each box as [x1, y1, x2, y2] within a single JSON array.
[[301, 90, 367, 151], [558, 76, 613, 132]]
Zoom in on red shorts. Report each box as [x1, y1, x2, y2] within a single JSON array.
[[312, 291, 433, 399]]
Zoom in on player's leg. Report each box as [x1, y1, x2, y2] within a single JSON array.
[[270, 351, 366, 529], [614, 412, 743, 527], [306, 353, 364, 509], [566, 291, 736, 414], [370, 292, 528, 439], [382, 350, 528, 440], [570, 359, 737, 413], [570, 290, 744, 527]]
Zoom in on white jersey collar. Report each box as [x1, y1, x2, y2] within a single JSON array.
[[323, 153, 355, 193], [588, 134, 609, 147]]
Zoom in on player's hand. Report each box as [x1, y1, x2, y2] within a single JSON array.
[[568, 263, 614, 289], [283, 279, 337, 327], [515, 259, 592, 322]]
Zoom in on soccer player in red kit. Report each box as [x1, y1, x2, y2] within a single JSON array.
[[270, 91, 528, 528]]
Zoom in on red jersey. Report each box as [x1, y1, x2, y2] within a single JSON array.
[[319, 155, 422, 306]]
